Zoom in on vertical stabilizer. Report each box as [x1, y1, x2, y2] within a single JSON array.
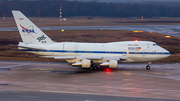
[[12, 10, 54, 44]]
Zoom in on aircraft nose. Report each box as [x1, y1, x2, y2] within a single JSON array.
[[159, 46, 171, 59], [164, 49, 171, 57]]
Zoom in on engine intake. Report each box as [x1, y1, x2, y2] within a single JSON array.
[[82, 60, 91, 68]]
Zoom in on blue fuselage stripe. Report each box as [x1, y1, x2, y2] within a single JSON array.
[[20, 49, 171, 55]]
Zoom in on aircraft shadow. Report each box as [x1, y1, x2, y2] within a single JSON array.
[[50, 67, 146, 74]]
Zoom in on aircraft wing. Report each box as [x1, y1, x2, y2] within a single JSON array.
[[40, 56, 126, 60]]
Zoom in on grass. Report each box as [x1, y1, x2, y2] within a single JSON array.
[[0, 30, 180, 63]]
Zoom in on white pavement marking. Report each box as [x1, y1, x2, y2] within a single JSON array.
[[0, 64, 29, 68], [0, 90, 14, 92]]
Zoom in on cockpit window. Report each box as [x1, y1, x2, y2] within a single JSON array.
[[153, 44, 158, 46]]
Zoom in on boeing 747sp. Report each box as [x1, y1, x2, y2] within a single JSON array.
[[12, 10, 171, 70]]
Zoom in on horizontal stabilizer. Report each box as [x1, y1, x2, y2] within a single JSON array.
[[11, 44, 45, 51], [18, 46, 45, 51]]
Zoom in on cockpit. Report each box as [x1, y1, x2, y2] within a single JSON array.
[[153, 44, 158, 46]]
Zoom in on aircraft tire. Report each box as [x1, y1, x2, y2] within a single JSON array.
[[90, 66, 94, 70], [94, 66, 98, 70], [146, 65, 150, 70], [90, 63, 98, 70]]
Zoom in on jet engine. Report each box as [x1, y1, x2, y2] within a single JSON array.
[[72, 60, 91, 68], [100, 60, 118, 68]]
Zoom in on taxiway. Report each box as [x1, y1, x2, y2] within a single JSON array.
[[0, 61, 180, 100], [1, 25, 180, 38]]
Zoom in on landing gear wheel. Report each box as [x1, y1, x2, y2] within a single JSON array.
[[90, 63, 98, 70], [90, 66, 94, 70], [94, 66, 98, 70], [146, 65, 150, 70]]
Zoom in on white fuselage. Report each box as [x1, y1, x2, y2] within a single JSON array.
[[18, 41, 170, 63]]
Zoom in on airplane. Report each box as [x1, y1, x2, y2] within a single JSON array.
[[12, 10, 171, 70]]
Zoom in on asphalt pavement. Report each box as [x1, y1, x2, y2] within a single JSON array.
[[0, 61, 180, 100], [1, 25, 180, 37]]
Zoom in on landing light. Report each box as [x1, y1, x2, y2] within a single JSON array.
[[135, 39, 138, 42]]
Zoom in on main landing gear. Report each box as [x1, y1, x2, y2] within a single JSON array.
[[146, 62, 151, 70], [90, 63, 99, 70]]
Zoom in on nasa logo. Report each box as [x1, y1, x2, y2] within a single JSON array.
[[20, 24, 35, 33], [37, 35, 46, 42]]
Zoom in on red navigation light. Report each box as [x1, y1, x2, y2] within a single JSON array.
[[105, 69, 111, 74], [135, 39, 138, 42], [106, 69, 110, 72]]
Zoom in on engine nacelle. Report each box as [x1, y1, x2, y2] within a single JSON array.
[[71, 62, 82, 66], [82, 60, 91, 68], [72, 60, 91, 68], [109, 60, 118, 68], [100, 60, 118, 68]]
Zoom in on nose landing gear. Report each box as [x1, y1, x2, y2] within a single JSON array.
[[146, 62, 151, 70], [146, 65, 151, 70]]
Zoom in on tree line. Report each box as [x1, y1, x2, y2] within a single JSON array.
[[1, 0, 180, 18]]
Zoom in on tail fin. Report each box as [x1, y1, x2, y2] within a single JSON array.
[[12, 10, 54, 44]]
